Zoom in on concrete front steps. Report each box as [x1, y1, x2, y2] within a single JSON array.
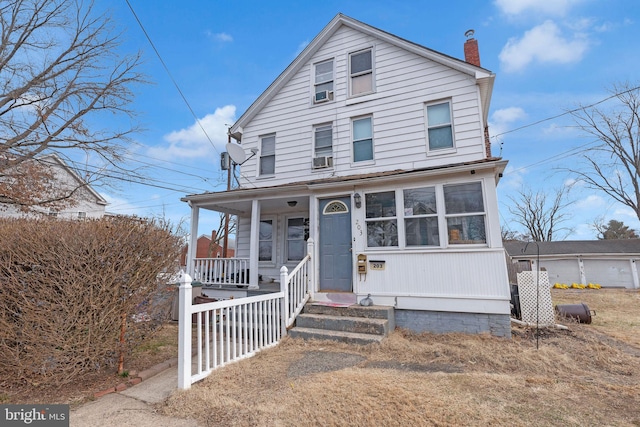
[[289, 303, 395, 345]]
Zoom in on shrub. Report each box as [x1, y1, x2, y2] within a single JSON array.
[[0, 217, 182, 387]]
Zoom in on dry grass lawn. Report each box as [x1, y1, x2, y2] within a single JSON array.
[[161, 289, 640, 427]]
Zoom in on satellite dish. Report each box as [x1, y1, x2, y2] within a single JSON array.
[[225, 143, 246, 164]]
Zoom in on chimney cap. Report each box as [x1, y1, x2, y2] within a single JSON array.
[[465, 29, 475, 39]]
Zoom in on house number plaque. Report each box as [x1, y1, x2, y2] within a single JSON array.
[[369, 260, 385, 270]]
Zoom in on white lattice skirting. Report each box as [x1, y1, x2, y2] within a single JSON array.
[[516, 271, 555, 326]]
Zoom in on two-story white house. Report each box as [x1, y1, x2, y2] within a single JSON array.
[[182, 14, 511, 337], [0, 153, 107, 219]]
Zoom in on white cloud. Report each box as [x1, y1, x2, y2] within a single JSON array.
[[494, 0, 583, 17], [489, 106, 526, 140], [574, 194, 605, 211], [206, 31, 233, 43], [499, 20, 589, 72], [148, 105, 236, 161], [102, 193, 143, 216]]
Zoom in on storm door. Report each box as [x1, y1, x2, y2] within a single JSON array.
[[319, 197, 353, 292]]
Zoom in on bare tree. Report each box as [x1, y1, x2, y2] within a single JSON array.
[[0, 0, 146, 209], [569, 82, 640, 221], [507, 186, 574, 241]]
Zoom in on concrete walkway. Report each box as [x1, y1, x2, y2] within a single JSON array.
[[70, 365, 200, 427]]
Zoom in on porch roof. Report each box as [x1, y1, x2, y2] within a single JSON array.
[[181, 158, 507, 215]]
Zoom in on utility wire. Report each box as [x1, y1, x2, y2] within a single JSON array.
[[124, 0, 220, 156]]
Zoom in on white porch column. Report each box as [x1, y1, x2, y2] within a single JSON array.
[[308, 196, 318, 300], [631, 259, 639, 289], [187, 204, 199, 278], [177, 271, 193, 390], [248, 199, 260, 290]]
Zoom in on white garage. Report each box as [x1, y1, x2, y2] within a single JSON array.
[[504, 240, 640, 289]]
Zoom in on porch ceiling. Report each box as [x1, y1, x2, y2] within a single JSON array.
[[193, 195, 310, 216]]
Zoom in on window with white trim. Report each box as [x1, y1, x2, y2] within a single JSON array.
[[286, 217, 309, 261], [364, 182, 486, 249], [314, 59, 333, 102], [444, 182, 486, 244], [349, 49, 373, 96], [426, 101, 454, 150], [352, 116, 373, 162], [78, 211, 87, 219], [314, 124, 333, 157], [259, 134, 275, 176], [403, 187, 439, 246], [259, 219, 274, 262], [365, 191, 398, 247]]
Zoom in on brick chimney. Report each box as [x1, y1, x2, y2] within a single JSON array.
[[464, 29, 481, 67]]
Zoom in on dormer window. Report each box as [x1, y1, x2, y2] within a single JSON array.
[[314, 59, 333, 103], [349, 48, 373, 96]]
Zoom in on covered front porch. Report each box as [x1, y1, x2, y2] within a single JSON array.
[[183, 185, 320, 296]]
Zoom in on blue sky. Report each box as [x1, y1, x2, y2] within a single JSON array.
[[92, 0, 640, 239]]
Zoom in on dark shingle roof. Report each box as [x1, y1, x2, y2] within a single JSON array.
[[504, 240, 640, 257]]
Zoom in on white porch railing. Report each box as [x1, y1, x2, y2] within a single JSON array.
[[178, 239, 314, 389], [192, 257, 250, 286]]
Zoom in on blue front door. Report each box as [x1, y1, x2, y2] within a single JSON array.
[[319, 197, 352, 292]]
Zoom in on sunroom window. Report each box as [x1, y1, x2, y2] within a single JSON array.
[[365, 191, 398, 247], [403, 187, 439, 246], [444, 182, 486, 244]]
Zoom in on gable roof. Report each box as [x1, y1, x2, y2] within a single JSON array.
[[504, 240, 640, 258], [229, 13, 495, 141], [37, 154, 108, 206]]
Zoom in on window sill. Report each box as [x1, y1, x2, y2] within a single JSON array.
[[427, 147, 457, 156], [350, 160, 375, 167], [311, 166, 334, 173], [256, 174, 275, 180], [345, 92, 376, 105]]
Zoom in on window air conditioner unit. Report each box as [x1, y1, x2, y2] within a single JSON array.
[[313, 156, 333, 169], [314, 90, 333, 103]]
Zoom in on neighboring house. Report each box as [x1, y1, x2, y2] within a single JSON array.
[[182, 14, 511, 337], [180, 231, 235, 266], [0, 153, 107, 219], [504, 240, 640, 289]]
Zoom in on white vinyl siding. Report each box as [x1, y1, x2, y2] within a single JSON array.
[[237, 25, 487, 189]]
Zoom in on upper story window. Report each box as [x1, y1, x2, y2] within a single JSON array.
[[349, 49, 373, 96], [259, 134, 275, 176], [426, 101, 454, 150], [314, 59, 334, 103], [314, 124, 332, 157], [443, 182, 486, 244], [352, 116, 373, 162]]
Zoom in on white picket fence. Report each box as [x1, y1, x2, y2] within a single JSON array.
[[178, 240, 314, 389]]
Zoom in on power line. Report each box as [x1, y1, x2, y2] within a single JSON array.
[[492, 85, 640, 140], [124, 0, 221, 156]]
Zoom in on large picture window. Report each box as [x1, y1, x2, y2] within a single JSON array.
[[427, 101, 453, 150], [364, 182, 486, 249], [260, 134, 275, 175]]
